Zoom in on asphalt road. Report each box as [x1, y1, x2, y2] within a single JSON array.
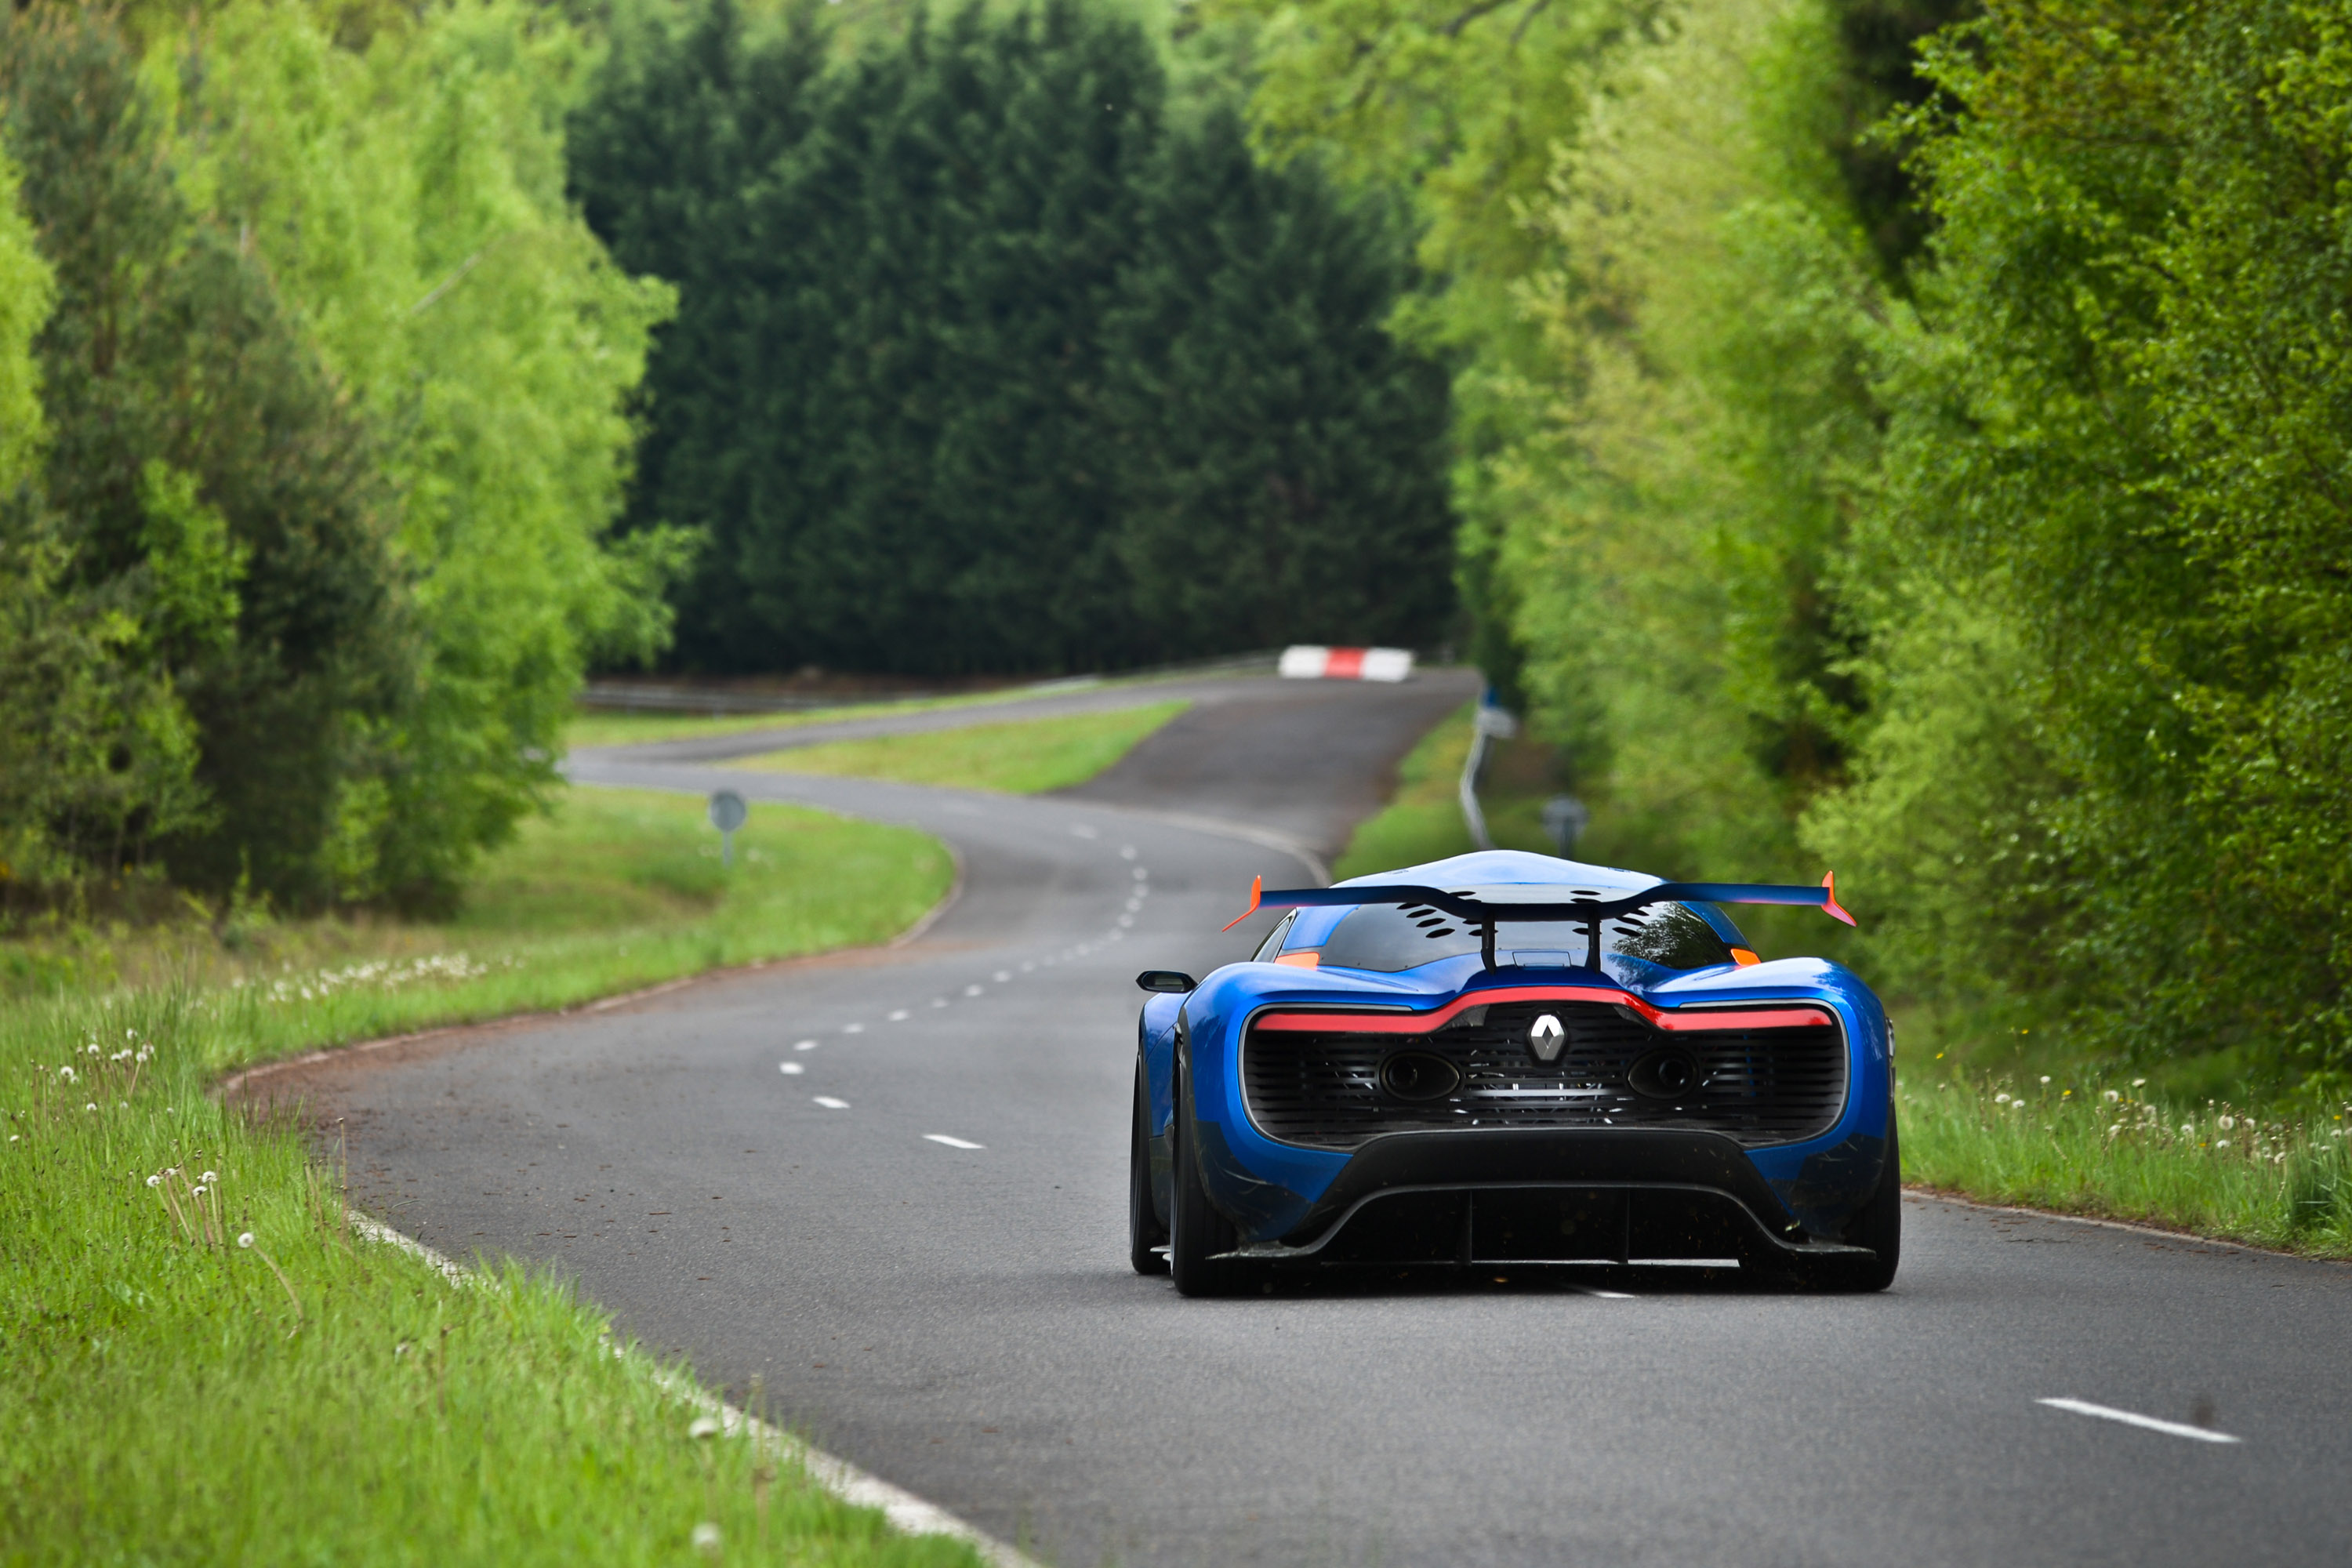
[[251, 671, 2352, 1567]]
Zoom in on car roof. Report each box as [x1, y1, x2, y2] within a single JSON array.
[[1333, 848, 1664, 895]]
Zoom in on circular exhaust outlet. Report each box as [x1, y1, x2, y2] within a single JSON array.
[[1377, 1051, 1462, 1102], [1627, 1045, 1702, 1102]]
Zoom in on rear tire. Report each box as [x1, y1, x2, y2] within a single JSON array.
[[1169, 1060, 1247, 1298], [1801, 1114, 1901, 1293], [1129, 1056, 1168, 1276]]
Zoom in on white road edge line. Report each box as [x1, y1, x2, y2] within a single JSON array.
[[347, 1216, 1038, 1566], [2038, 1396, 2243, 1444], [813, 1096, 851, 1109], [924, 1134, 985, 1149], [1560, 1284, 1635, 1300]]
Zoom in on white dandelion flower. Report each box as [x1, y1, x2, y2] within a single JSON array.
[[238, 1232, 256, 1249], [1994, 1092, 2011, 1105], [147, 1174, 161, 1188], [691, 1522, 721, 1552], [201, 1171, 217, 1184], [2039, 1075, 2052, 1085], [2103, 1090, 2121, 1104]]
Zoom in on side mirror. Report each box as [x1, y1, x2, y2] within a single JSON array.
[[1135, 970, 1196, 994]]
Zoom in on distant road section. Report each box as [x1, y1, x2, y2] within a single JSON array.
[[572, 668, 1480, 862]]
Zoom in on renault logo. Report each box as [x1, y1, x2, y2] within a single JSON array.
[[1527, 1012, 1566, 1065]]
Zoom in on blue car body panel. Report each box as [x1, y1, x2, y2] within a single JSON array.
[[1138, 850, 1893, 1253]]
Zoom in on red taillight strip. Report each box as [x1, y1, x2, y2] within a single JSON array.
[[1650, 1007, 1835, 1033], [1251, 985, 1835, 1036]]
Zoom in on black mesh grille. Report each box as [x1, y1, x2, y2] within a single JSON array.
[[1241, 1000, 1846, 1151]]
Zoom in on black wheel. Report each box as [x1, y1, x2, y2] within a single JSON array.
[[1801, 1113, 1901, 1293], [1129, 1055, 1168, 1276], [1169, 1060, 1247, 1298]]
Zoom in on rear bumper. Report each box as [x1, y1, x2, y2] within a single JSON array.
[[1217, 1128, 1875, 1264]]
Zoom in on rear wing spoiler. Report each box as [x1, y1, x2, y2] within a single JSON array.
[[1221, 873, 1854, 971]]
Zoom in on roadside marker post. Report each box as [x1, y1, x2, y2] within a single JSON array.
[[708, 789, 748, 868]]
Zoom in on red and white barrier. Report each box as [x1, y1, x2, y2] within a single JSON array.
[[1278, 645, 1415, 682]]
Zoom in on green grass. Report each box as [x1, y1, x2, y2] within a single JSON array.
[[726, 700, 1189, 794], [564, 683, 1066, 750], [0, 989, 981, 1565], [1900, 1071, 2352, 1256], [1330, 702, 1561, 880], [5, 786, 953, 1060], [0, 786, 970, 1564]]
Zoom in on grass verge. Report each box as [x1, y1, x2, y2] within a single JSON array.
[[2, 787, 972, 1563], [1900, 1073, 2352, 1256], [564, 683, 1071, 750], [1, 989, 981, 1564], [3, 786, 953, 1045], [1330, 702, 1559, 880], [726, 700, 1188, 794]]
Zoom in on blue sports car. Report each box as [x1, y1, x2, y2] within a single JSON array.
[[1129, 851, 1898, 1295]]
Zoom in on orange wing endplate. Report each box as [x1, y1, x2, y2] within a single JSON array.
[[1219, 875, 1264, 933]]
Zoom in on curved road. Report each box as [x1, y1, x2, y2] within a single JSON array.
[[255, 673, 2352, 1567]]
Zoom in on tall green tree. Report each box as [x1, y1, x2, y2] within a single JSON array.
[[154, 0, 684, 908], [1, 3, 412, 903], [1810, 0, 2352, 1075], [572, 0, 1454, 675], [0, 145, 209, 891], [1104, 107, 1452, 653]]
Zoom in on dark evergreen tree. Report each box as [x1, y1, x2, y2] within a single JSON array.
[[0, 5, 412, 902], [1103, 107, 1454, 655], [571, 0, 1454, 675]]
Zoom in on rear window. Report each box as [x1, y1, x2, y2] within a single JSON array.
[[1308, 887, 1739, 975]]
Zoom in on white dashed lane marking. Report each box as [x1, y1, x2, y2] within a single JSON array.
[[924, 1134, 985, 1150], [2038, 1398, 2243, 1444], [771, 846, 1150, 1127], [1560, 1283, 1635, 1299]]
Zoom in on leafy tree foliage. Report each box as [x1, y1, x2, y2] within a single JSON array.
[[1242, 0, 2352, 1081], [152, 0, 685, 909], [0, 1, 681, 914], [1812, 0, 2352, 1076], [1103, 107, 1454, 653], [1, 4, 412, 903], [570, 0, 1454, 674], [0, 147, 209, 889]]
